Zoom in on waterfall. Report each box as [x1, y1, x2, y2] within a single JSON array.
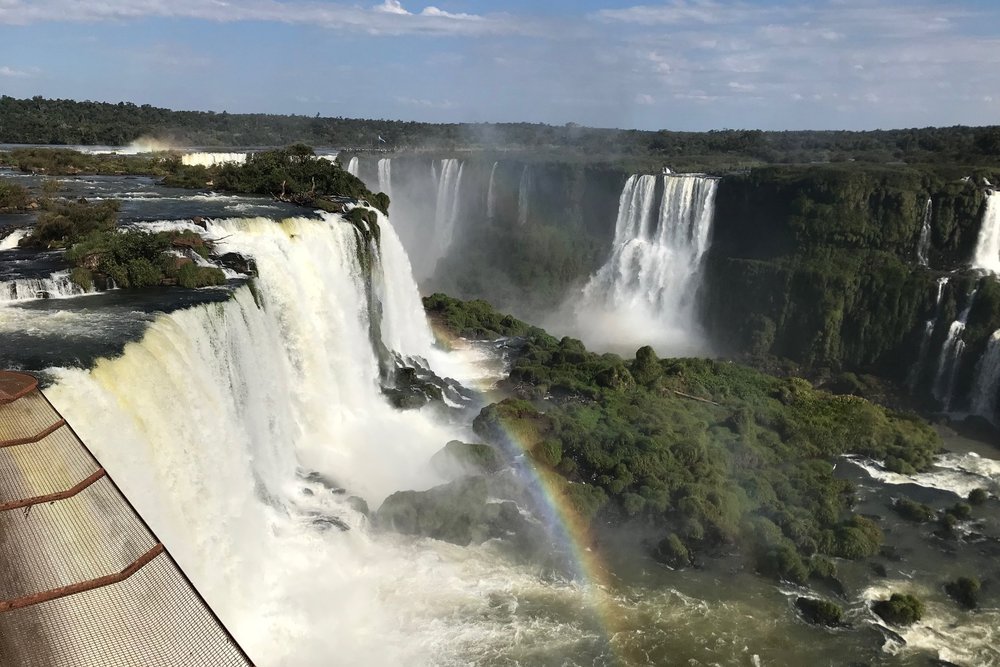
[[44, 212, 467, 665], [347, 156, 359, 177], [517, 165, 530, 226], [972, 330, 1000, 422], [0, 270, 92, 303], [427, 159, 464, 275], [917, 197, 932, 266], [0, 228, 27, 251], [180, 152, 248, 167], [573, 173, 718, 354], [378, 159, 392, 199], [972, 190, 1000, 273], [487, 161, 499, 220], [908, 276, 949, 389], [933, 285, 979, 408]]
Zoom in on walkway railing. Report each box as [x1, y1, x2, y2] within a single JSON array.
[[0, 371, 253, 666]]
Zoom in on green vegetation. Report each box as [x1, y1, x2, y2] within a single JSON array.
[[795, 597, 844, 627], [891, 498, 934, 523], [424, 293, 535, 339], [0, 147, 171, 177], [19, 198, 224, 290], [872, 593, 925, 626], [436, 296, 940, 582], [0, 178, 30, 210], [945, 576, 981, 609], [968, 488, 988, 505], [3, 96, 1000, 171]]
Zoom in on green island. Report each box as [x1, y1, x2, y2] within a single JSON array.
[[423, 294, 940, 586]]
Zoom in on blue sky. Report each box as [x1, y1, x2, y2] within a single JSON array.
[[1, 0, 999, 131]]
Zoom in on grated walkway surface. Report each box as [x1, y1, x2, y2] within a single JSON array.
[[0, 371, 253, 666]]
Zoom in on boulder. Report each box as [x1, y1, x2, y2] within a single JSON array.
[[430, 441, 505, 480]]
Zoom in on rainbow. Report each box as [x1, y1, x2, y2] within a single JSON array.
[[429, 322, 644, 665]]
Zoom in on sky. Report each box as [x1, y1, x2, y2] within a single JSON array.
[[1, 0, 999, 131]]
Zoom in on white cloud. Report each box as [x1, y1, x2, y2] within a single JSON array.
[[0, 0, 520, 36], [395, 96, 454, 109], [0, 65, 31, 77], [634, 93, 654, 105]]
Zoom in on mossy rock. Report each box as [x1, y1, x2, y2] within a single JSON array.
[[430, 441, 505, 479], [872, 593, 925, 626], [945, 576, 980, 609], [795, 597, 843, 626]]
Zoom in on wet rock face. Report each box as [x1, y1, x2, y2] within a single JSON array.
[[430, 441, 505, 480], [215, 252, 257, 276], [374, 476, 534, 547]]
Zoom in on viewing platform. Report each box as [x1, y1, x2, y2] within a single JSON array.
[[0, 370, 252, 665]]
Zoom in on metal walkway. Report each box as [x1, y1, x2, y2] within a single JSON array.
[[0, 371, 253, 666]]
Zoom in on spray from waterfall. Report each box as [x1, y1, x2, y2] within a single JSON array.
[[570, 174, 718, 355], [972, 330, 1000, 423], [972, 190, 1000, 273], [487, 161, 499, 220], [917, 197, 932, 266], [517, 165, 531, 226]]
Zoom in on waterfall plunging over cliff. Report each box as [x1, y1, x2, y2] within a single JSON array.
[[44, 212, 470, 665], [917, 198, 932, 266], [972, 191, 1000, 273], [972, 330, 1000, 423], [934, 286, 979, 408], [426, 158, 464, 278], [487, 161, 498, 220], [0, 270, 92, 303], [347, 156, 359, 177], [571, 174, 718, 354], [909, 276, 950, 389], [181, 152, 247, 167], [378, 159, 392, 199]]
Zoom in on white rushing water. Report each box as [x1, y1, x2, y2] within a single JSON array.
[[346, 156, 359, 177], [933, 286, 978, 408], [972, 191, 1000, 273], [517, 165, 530, 226], [972, 329, 1000, 422], [0, 270, 92, 303], [486, 161, 498, 220], [572, 174, 718, 355], [181, 152, 248, 167], [427, 159, 464, 277], [917, 197, 932, 266], [378, 158, 392, 199], [0, 228, 27, 251], [40, 212, 486, 665]]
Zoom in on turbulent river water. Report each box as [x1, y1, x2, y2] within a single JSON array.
[[1, 167, 999, 666]]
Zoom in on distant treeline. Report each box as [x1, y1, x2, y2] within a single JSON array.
[[1, 95, 1000, 166]]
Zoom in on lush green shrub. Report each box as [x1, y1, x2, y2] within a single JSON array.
[[0, 178, 30, 209], [968, 488, 988, 505], [23, 198, 119, 248], [945, 576, 980, 609], [654, 533, 690, 567], [795, 597, 843, 626], [872, 593, 925, 626], [892, 498, 934, 522]]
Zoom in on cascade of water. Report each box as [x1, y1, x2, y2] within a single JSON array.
[[347, 156, 360, 177], [45, 212, 463, 665], [972, 330, 1000, 422], [917, 197, 932, 266], [517, 165, 530, 226], [933, 285, 979, 408], [378, 159, 392, 199], [180, 152, 247, 167], [0, 228, 27, 251], [573, 173, 718, 354], [427, 159, 464, 275], [909, 276, 950, 389], [972, 190, 1000, 273], [487, 161, 499, 220], [0, 270, 92, 303]]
